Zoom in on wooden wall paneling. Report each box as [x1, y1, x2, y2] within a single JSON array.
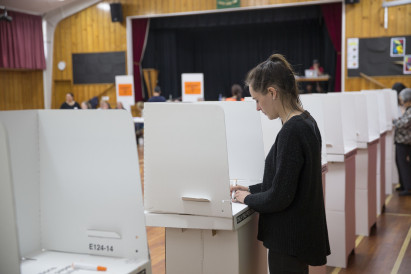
[[361, 0, 371, 36], [0, 71, 44, 110], [396, 5, 405, 35], [53, 80, 72, 109]]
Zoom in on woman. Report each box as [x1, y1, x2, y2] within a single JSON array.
[[225, 84, 244, 101], [231, 54, 330, 273], [60, 92, 80, 109], [394, 88, 411, 196]]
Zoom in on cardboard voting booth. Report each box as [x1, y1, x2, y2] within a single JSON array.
[[144, 101, 267, 274], [0, 110, 151, 274], [362, 90, 389, 214], [314, 93, 357, 268], [343, 92, 379, 236]]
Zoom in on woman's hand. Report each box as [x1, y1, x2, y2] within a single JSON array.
[[229, 185, 250, 204], [233, 190, 250, 204], [230, 185, 248, 192]]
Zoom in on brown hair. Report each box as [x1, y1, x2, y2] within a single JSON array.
[[245, 53, 302, 112], [231, 84, 243, 101]]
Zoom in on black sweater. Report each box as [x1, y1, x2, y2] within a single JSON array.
[[244, 111, 330, 266]]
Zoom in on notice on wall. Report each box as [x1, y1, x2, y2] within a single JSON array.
[[390, 37, 405, 57], [404, 55, 411, 75], [347, 38, 359, 69], [182, 73, 204, 102]]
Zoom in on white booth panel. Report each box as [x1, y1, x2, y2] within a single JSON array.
[[315, 94, 345, 155], [144, 103, 232, 218], [363, 90, 388, 134], [197, 101, 265, 181], [0, 111, 150, 267], [382, 90, 393, 131], [38, 111, 148, 259], [343, 92, 369, 144], [0, 122, 21, 274], [300, 94, 328, 165], [336, 93, 358, 151], [389, 89, 399, 120], [361, 92, 381, 142], [0, 111, 41, 256]]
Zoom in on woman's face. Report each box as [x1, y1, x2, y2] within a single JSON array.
[[66, 93, 73, 103], [249, 86, 280, 120]]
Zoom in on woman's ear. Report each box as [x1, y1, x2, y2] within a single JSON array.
[[267, 87, 277, 100]]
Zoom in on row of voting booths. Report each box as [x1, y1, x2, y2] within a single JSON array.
[[143, 88, 398, 272], [0, 88, 398, 273]]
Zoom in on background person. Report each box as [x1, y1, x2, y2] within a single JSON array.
[[99, 100, 111, 109], [231, 54, 330, 273], [225, 84, 244, 101], [393, 88, 411, 196], [148, 86, 166, 102], [60, 92, 80, 109], [81, 101, 92, 109]]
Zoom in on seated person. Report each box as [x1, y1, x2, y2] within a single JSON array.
[[148, 86, 166, 102], [99, 100, 111, 109], [60, 92, 81, 109], [306, 59, 325, 93], [225, 84, 244, 101], [81, 101, 92, 109], [116, 102, 126, 110]]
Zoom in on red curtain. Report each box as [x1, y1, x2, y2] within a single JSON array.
[[132, 18, 149, 102], [0, 11, 46, 70], [321, 3, 342, 92]]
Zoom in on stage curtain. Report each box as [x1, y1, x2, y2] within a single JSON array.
[[321, 3, 342, 92], [0, 11, 46, 69], [142, 5, 337, 99], [132, 18, 149, 102]]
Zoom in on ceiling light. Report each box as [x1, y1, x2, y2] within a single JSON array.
[[97, 3, 110, 12]]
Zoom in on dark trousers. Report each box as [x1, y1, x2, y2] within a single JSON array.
[[268, 250, 308, 274], [396, 144, 411, 191]]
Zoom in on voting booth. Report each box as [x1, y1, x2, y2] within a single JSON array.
[[144, 101, 267, 274], [0, 111, 151, 274], [315, 93, 357, 268], [343, 92, 379, 236], [362, 90, 389, 214]]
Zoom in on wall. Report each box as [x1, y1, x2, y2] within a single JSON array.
[[0, 70, 44, 110], [51, 0, 332, 109], [345, 0, 411, 91], [3, 0, 410, 110]]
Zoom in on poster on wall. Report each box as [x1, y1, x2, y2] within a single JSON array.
[[217, 0, 240, 9], [390, 37, 405, 57], [347, 38, 359, 69], [404, 55, 411, 75]]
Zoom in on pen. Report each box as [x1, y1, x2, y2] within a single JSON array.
[[231, 179, 237, 200], [72, 263, 107, 271]]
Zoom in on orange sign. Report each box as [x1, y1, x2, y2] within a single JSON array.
[[118, 84, 133, 96], [184, 82, 202, 95]]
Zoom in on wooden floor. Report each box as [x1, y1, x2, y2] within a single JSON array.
[[137, 145, 411, 274]]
